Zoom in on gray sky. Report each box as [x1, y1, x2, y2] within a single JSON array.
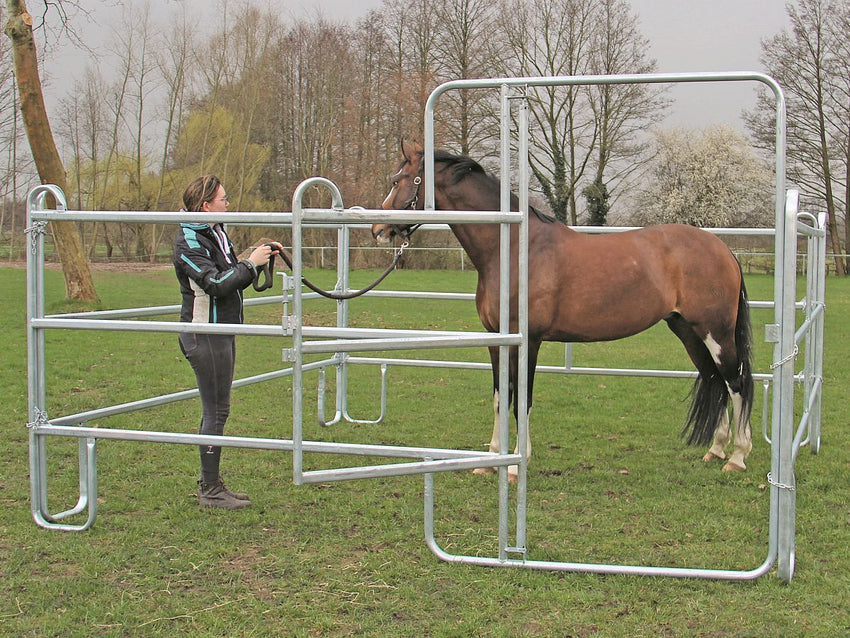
[[42, 0, 792, 129]]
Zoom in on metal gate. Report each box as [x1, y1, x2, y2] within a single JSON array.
[[25, 73, 824, 583]]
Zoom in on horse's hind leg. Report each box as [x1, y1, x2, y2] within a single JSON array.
[[723, 386, 752, 471], [666, 315, 735, 464], [699, 332, 753, 471], [703, 409, 731, 462]]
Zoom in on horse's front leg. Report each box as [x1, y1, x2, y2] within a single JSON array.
[[472, 389, 501, 476], [508, 408, 532, 483]]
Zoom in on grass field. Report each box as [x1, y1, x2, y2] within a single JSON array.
[[1, 265, 849, 636]]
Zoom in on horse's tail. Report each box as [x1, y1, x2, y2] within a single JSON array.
[[735, 274, 755, 425], [683, 268, 754, 446]]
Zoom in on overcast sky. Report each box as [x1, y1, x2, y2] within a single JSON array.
[[289, 0, 792, 127], [41, 0, 792, 129]]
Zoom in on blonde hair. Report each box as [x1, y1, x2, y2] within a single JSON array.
[[183, 174, 221, 212]]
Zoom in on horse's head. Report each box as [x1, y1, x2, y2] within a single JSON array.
[[372, 139, 425, 244]]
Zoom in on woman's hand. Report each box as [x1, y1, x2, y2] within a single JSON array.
[[248, 243, 274, 267]]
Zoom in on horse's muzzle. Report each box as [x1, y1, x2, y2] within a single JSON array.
[[372, 224, 402, 244]]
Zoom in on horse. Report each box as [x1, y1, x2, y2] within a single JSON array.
[[372, 139, 754, 479]]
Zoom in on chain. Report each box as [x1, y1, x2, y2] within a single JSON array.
[[24, 220, 48, 254], [26, 407, 49, 429], [769, 344, 799, 370], [766, 471, 796, 492]]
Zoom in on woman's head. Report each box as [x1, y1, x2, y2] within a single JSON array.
[[183, 174, 226, 213]]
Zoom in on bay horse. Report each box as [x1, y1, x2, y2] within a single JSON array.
[[372, 140, 754, 478]]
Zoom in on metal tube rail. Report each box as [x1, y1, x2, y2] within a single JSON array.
[[423, 473, 775, 581], [298, 334, 520, 355], [30, 424, 509, 462], [26, 72, 824, 586], [792, 376, 823, 460], [300, 454, 523, 484], [48, 358, 336, 427], [27, 208, 522, 226]]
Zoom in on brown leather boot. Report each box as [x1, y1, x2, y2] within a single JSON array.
[[217, 477, 250, 501], [198, 478, 252, 509]]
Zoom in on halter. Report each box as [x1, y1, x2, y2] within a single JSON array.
[[395, 170, 424, 239]]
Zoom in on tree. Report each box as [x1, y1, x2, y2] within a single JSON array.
[[432, 0, 501, 157], [498, 0, 598, 224], [4, 0, 97, 300], [586, 0, 667, 222], [497, 0, 663, 225], [635, 126, 774, 228], [746, 0, 847, 275]]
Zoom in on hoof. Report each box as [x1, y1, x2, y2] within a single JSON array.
[[703, 450, 726, 463], [722, 461, 746, 472], [472, 467, 497, 476], [508, 473, 518, 484]]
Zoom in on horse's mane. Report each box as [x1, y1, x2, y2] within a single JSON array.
[[433, 149, 557, 224]]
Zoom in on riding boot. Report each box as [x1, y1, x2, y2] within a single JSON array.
[[217, 476, 250, 501], [198, 478, 252, 509]]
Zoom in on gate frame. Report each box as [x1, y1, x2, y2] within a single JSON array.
[[24, 72, 824, 584]]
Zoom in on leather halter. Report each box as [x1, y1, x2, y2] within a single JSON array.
[[394, 169, 424, 239]]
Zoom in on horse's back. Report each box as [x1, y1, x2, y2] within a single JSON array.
[[525, 222, 742, 342]]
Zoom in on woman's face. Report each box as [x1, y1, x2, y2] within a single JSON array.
[[203, 185, 229, 213]]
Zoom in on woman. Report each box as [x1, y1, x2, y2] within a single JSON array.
[[173, 174, 283, 510]]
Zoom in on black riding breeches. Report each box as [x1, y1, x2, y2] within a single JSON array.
[[179, 332, 236, 484]]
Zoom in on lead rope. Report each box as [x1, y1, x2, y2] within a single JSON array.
[[253, 242, 408, 299]]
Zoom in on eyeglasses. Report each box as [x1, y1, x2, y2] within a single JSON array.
[[213, 196, 229, 205]]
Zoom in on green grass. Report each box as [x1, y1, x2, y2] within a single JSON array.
[[1, 266, 849, 636]]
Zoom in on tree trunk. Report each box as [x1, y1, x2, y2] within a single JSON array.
[[4, 0, 98, 301]]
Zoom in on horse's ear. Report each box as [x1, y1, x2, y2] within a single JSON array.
[[401, 138, 423, 162]]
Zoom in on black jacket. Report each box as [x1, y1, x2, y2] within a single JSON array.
[[173, 222, 257, 324]]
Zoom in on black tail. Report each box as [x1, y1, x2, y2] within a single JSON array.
[[683, 270, 754, 446]]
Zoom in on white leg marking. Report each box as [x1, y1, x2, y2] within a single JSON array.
[[472, 390, 501, 476], [704, 408, 730, 462], [703, 332, 723, 367], [724, 391, 751, 472]]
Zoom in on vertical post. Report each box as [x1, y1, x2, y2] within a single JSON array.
[[774, 189, 797, 583], [335, 207, 351, 423], [26, 187, 48, 520], [515, 87, 530, 555], [290, 178, 346, 484], [810, 212, 827, 453], [497, 83, 512, 561], [291, 187, 305, 485]]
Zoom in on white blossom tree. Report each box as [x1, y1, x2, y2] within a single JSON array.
[[635, 126, 774, 228]]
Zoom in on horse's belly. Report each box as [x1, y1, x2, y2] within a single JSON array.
[[535, 293, 672, 343]]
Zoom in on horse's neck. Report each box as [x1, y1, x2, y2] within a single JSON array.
[[449, 223, 501, 274], [434, 185, 501, 271]]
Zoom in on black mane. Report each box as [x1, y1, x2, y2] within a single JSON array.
[[433, 149, 556, 224]]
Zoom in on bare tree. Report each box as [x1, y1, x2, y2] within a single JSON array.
[[585, 0, 667, 224], [432, 0, 501, 157], [746, 0, 846, 275], [827, 2, 850, 263], [4, 0, 97, 300], [152, 8, 192, 210], [498, 0, 600, 224]]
